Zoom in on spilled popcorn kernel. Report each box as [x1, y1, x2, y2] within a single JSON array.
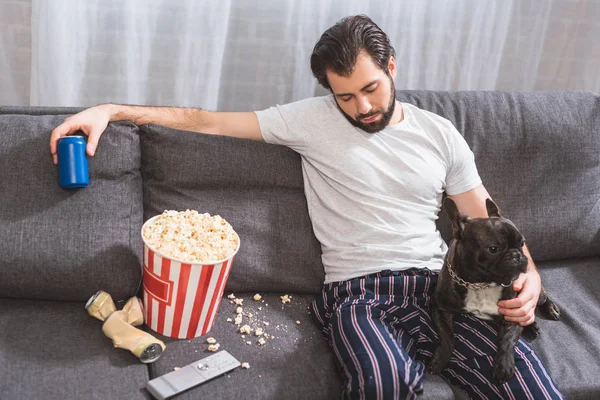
[[253, 294, 262, 301], [281, 295, 291, 304], [206, 337, 217, 344], [236, 307, 243, 314], [234, 298, 244, 305], [258, 338, 266, 346], [227, 293, 236, 299], [296, 320, 301, 325], [234, 315, 243, 325], [240, 325, 251, 334], [208, 343, 220, 352], [254, 328, 263, 336], [241, 362, 250, 369]]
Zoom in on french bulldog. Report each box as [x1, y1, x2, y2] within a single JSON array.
[[429, 198, 560, 383]]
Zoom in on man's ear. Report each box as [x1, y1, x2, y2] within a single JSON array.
[[485, 198, 502, 218], [387, 56, 397, 80], [444, 197, 469, 240]]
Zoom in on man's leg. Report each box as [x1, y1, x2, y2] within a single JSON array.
[[327, 300, 426, 399], [312, 269, 438, 400], [442, 314, 563, 400]]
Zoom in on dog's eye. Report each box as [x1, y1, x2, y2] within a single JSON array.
[[488, 246, 499, 254]]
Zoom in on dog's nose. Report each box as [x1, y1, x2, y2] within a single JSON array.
[[508, 249, 524, 261]]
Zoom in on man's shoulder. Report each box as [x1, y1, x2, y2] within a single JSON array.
[[273, 94, 342, 126], [281, 94, 336, 112], [402, 102, 453, 127]]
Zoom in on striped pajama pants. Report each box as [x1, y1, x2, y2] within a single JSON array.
[[312, 268, 563, 400]]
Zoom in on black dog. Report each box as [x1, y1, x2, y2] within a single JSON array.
[[429, 198, 560, 383]]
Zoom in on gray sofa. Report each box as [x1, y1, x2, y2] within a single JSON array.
[[1, 90, 599, 400]]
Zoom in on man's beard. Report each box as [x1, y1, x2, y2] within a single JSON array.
[[337, 76, 397, 134]]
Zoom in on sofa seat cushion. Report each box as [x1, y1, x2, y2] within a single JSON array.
[[140, 125, 324, 294], [0, 298, 150, 400], [0, 107, 144, 301], [531, 258, 600, 398], [146, 292, 456, 399]]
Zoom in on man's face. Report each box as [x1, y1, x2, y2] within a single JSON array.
[[327, 52, 397, 133]]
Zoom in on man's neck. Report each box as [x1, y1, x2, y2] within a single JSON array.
[[388, 101, 404, 126]]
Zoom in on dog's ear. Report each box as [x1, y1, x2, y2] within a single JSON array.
[[485, 198, 502, 218], [444, 197, 469, 239]]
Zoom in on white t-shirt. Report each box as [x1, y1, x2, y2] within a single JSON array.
[[255, 95, 482, 284]]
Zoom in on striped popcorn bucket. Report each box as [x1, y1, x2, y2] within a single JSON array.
[[140, 216, 240, 339]]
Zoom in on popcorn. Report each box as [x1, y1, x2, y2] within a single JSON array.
[[236, 307, 243, 314], [254, 328, 263, 336], [258, 338, 266, 346], [296, 320, 301, 325], [234, 298, 244, 305], [281, 295, 291, 304], [234, 315, 243, 325], [206, 337, 217, 344], [227, 293, 236, 299], [142, 210, 239, 263], [208, 343, 220, 352], [253, 294, 262, 301], [241, 362, 250, 369], [240, 325, 251, 334]]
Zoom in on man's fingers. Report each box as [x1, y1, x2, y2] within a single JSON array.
[[498, 297, 524, 309], [512, 273, 527, 292], [86, 126, 103, 157], [504, 312, 536, 325], [50, 119, 82, 164], [498, 288, 535, 309], [499, 299, 536, 318]]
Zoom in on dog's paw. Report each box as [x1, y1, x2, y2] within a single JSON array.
[[493, 355, 515, 384], [522, 321, 540, 342], [545, 301, 561, 321]]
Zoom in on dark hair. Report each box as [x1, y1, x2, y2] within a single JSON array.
[[310, 15, 396, 90]]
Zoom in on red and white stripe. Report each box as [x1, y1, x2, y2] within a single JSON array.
[[142, 246, 235, 339]]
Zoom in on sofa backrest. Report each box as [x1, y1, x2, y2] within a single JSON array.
[[396, 90, 600, 262], [0, 107, 144, 302], [140, 124, 325, 294], [3, 90, 597, 300], [141, 91, 600, 294]]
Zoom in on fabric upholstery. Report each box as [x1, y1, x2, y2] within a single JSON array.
[[0, 108, 143, 301], [397, 90, 600, 262], [140, 124, 324, 294], [0, 298, 151, 400], [147, 293, 456, 400]]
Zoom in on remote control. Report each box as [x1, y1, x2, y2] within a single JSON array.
[[146, 350, 241, 400]]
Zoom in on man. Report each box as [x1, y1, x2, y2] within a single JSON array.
[[50, 14, 562, 400]]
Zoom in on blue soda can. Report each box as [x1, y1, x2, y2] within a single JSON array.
[[57, 135, 90, 189]]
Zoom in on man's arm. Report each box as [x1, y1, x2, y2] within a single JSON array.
[[448, 184, 541, 326], [50, 103, 263, 165]]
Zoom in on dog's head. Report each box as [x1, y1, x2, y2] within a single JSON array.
[[444, 197, 527, 285]]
